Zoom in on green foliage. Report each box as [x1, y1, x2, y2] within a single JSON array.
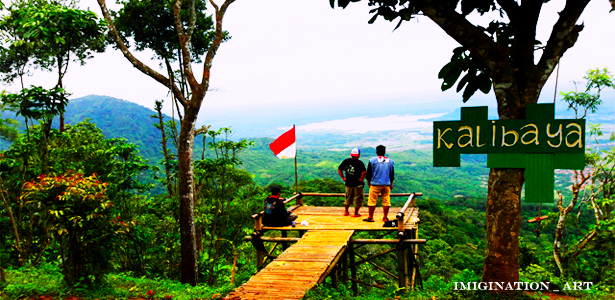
[[1, 86, 68, 123], [112, 0, 216, 62], [0, 102, 19, 142], [1, 265, 234, 300], [1, 263, 63, 298], [0, 1, 107, 86], [193, 127, 260, 285], [21, 172, 117, 286], [438, 47, 491, 102], [561, 68, 615, 118]]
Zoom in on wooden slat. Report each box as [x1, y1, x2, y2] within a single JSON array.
[[229, 230, 354, 300], [232, 205, 423, 299]]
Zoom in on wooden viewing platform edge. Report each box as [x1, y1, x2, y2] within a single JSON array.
[[229, 192, 425, 299]]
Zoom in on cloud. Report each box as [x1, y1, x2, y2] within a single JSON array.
[[282, 113, 445, 134]]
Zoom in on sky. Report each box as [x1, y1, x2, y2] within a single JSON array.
[[1, 0, 614, 132]]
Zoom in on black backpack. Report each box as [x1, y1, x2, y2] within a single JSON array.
[[264, 200, 276, 218]]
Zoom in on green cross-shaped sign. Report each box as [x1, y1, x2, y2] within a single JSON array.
[[433, 103, 585, 203]]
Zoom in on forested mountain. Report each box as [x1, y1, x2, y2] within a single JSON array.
[[2, 94, 612, 201], [2, 94, 614, 299], [1, 95, 172, 159]]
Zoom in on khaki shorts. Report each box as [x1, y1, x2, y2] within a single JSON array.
[[368, 185, 391, 207], [344, 186, 364, 208]]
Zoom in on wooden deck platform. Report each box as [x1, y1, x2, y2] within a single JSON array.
[[264, 206, 420, 231], [230, 192, 424, 299], [227, 230, 355, 300]]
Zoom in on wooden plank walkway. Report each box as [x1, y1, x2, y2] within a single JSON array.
[[227, 230, 355, 300]]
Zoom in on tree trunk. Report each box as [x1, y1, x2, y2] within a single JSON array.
[[58, 56, 65, 133], [154, 102, 174, 197], [482, 168, 524, 288], [196, 226, 203, 253], [59, 113, 65, 133], [0, 179, 22, 263], [178, 106, 198, 286], [553, 209, 567, 276]]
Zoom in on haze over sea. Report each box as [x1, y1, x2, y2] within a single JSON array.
[[199, 91, 614, 151]]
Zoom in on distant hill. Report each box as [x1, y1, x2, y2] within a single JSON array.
[[1, 94, 612, 200], [1, 95, 173, 160], [62, 95, 168, 160]]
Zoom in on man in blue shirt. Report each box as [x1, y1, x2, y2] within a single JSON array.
[[363, 145, 394, 223]]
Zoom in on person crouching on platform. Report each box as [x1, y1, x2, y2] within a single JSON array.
[[338, 148, 366, 217], [263, 185, 298, 227], [363, 145, 394, 223]]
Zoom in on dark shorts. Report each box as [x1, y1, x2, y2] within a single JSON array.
[[345, 186, 364, 208]]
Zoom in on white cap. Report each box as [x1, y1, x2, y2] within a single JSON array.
[[350, 148, 360, 157]]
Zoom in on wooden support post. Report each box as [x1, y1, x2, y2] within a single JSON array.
[[281, 231, 288, 250], [254, 216, 263, 231], [254, 217, 264, 270], [410, 228, 422, 290], [332, 265, 338, 288], [256, 248, 264, 270], [397, 243, 408, 292], [349, 242, 358, 296], [342, 250, 348, 286]]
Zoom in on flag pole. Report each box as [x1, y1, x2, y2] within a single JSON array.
[[294, 124, 298, 194]]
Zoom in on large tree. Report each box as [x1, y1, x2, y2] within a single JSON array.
[[331, 0, 607, 291], [0, 1, 107, 131], [95, 0, 235, 286]]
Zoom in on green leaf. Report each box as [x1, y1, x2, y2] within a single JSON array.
[[456, 72, 472, 93], [441, 67, 463, 92], [368, 14, 378, 24], [462, 79, 480, 102], [478, 73, 492, 94], [338, 0, 351, 8]]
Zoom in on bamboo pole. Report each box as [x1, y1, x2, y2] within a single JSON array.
[[243, 236, 425, 244], [350, 278, 385, 289], [294, 124, 298, 194], [301, 192, 416, 197], [356, 253, 399, 280], [397, 243, 408, 292], [281, 231, 288, 250], [231, 253, 238, 285], [256, 248, 263, 270], [342, 251, 348, 285], [350, 239, 427, 244], [318, 246, 347, 283], [332, 265, 338, 288], [351, 248, 396, 268], [349, 242, 358, 296], [243, 236, 301, 243]]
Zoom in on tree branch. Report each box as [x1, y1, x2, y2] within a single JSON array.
[[416, 0, 515, 89], [96, 0, 185, 102], [513, 0, 542, 73], [495, 0, 519, 24], [186, 0, 197, 40], [536, 0, 590, 87], [173, 0, 199, 93], [201, 0, 235, 94], [164, 57, 188, 107]]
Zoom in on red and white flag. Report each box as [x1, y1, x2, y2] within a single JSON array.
[[269, 126, 296, 159]]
